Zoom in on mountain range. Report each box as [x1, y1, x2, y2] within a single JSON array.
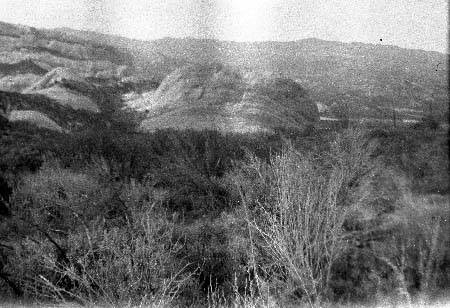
[[0, 20, 448, 133], [49, 25, 448, 116]]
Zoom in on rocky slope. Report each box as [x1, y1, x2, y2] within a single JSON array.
[[24, 67, 99, 112], [0, 22, 135, 130], [137, 63, 319, 133]]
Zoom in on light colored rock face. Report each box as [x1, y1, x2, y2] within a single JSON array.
[[0, 73, 41, 92], [8, 110, 65, 132], [142, 63, 243, 112], [123, 91, 156, 111], [138, 63, 319, 133]]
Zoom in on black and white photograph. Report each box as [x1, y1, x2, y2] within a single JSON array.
[[0, 1, 448, 307]]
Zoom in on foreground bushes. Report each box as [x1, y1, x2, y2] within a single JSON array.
[[0, 127, 449, 306], [227, 129, 376, 304], [241, 148, 350, 303], [4, 163, 192, 305]]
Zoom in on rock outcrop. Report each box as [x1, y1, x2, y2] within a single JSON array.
[[137, 63, 319, 133]]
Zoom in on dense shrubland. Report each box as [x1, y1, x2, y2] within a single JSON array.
[[0, 121, 449, 307]]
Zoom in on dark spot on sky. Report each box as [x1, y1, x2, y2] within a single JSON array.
[[435, 62, 441, 71], [380, 38, 383, 42]]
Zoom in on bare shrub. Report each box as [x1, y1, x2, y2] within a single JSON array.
[[371, 175, 450, 305], [230, 128, 377, 305], [251, 149, 346, 304], [7, 162, 193, 306], [225, 128, 377, 305], [39, 204, 192, 306], [11, 160, 107, 222]]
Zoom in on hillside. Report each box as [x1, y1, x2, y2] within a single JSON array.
[[39, 27, 448, 121], [0, 21, 448, 132], [0, 59, 47, 76], [0, 21, 132, 78], [0, 22, 138, 131], [137, 63, 319, 133], [139, 38, 448, 120], [0, 90, 107, 132], [23, 67, 100, 112]]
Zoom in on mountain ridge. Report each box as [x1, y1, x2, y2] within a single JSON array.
[[49, 23, 448, 56], [0, 20, 448, 132]]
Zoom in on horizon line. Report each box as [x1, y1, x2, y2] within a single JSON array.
[[1, 19, 448, 55]]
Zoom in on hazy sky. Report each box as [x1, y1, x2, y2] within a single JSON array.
[[0, 0, 447, 53]]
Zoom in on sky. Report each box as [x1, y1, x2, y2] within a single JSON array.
[[0, 0, 448, 53]]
